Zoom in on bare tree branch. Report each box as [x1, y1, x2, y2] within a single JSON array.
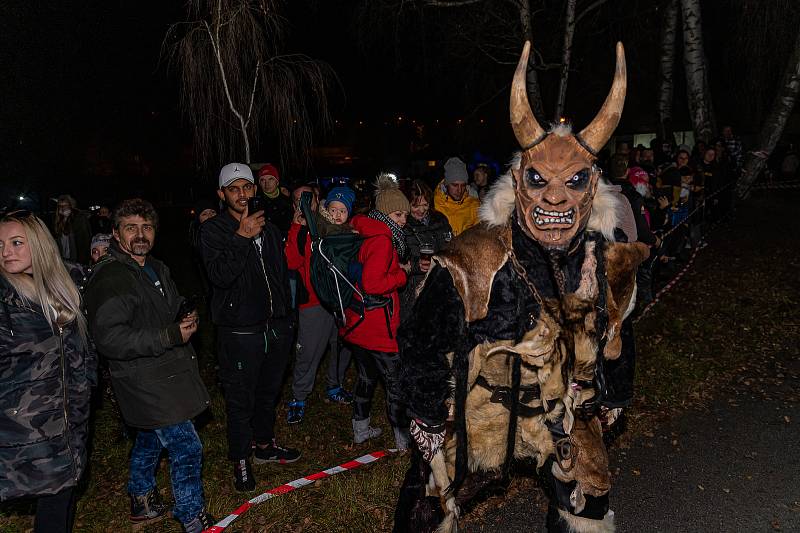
[[575, 0, 610, 24]]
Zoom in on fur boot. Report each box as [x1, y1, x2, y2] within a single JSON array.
[[546, 506, 615, 533]]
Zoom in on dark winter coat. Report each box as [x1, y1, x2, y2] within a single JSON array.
[[0, 277, 96, 501], [200, 209, 292, 330], [260, 192, 294, 237], [53, 210, 92, 265], [400, 211, 452, 322], [83, 246, 210, 429]]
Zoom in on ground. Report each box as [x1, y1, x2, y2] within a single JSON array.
[[1, 189, 797, 532]]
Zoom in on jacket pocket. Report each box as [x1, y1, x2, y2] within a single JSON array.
[[0, 379, 65, 447]]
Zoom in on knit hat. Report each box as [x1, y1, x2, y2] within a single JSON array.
[[374, 173, 410, 214], [257, 163, 280, 182], [90, 233, 112, 251], [444, 157, 469, 184], [326, 186, 355, 215]]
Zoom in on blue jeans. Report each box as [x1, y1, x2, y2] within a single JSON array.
[[127, 420, 204, 525]]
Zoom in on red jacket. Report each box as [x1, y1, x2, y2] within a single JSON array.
[[341, 215, 407, 352], [284, 222, 320, 309]]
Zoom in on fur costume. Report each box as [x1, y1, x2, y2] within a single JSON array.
[[395, 41, 647, 533]]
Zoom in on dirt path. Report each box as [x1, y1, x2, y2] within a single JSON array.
[[465, 189, 800, 532]]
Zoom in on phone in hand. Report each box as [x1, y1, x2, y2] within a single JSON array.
[[175, 296, 198, 322], [247, 196, 267, 215]]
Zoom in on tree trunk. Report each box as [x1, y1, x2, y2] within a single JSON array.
[[737, 28, 800, 198], [518, 0, 546, 123], [657, 0, 678, 141], [680, 0, 714, 142], [554, 0, 577, 122]]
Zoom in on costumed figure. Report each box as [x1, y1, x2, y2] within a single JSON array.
[[395, 41, 649, 533]]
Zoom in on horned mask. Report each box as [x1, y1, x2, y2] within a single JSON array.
[[510, 41, 627, 249]]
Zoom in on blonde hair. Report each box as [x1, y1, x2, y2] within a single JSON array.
[[0, 212, 87, 340]]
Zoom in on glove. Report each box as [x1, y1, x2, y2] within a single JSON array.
[[410, 418, 445, 463]]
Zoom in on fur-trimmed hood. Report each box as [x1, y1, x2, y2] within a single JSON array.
[[478, 153, 625, 242]]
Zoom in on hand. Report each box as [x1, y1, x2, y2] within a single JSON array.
[[400, 261, 412, 274], [410, 419, 445, 463], [179, 311, 199, 343], [236, 204, 266, 239], [657, 196, 670, 209], [293, 208, 306, 226], [419, 257, 431, 273]]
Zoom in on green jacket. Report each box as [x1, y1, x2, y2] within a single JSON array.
[[84, 246, 210, 429]]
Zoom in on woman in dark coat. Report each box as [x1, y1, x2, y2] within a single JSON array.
[[0, 210, 96, 533], [400, 180, 453, 323]]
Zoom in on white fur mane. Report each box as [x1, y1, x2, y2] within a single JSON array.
[[478, 152, 622, 242]]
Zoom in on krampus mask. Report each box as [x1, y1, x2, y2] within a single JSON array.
[[511, 41, 626, 249]]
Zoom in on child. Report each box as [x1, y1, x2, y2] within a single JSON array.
[[284, 185, 356, 425]]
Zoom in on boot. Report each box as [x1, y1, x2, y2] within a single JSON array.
[[129, 488, 169, 523], [353, 417, 382, 444], [182, 508, 215, 533], [393, 425, 410, 451]]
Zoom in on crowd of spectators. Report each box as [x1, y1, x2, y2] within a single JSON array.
[[0, 124, 749, 532]]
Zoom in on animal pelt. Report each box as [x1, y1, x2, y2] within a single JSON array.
[[600, 241, 649, 360], [555, 509, 616, 533], [479, 155, 624, 244]]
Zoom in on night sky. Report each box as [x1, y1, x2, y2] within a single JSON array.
[[1, 1, 797, 210]]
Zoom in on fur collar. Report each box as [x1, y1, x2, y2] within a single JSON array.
[[478, 153, 622, 242]]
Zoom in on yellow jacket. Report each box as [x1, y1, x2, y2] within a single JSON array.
[[433, 180, 480, 236]]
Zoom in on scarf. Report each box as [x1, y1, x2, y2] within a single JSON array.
[[368, 209, 408, 260]]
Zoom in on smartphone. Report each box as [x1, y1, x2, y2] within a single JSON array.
[[247, 196, 267, 215], [175, 296, 198, 322]]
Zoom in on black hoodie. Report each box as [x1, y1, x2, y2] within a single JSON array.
[[200, 209, 291, 330]]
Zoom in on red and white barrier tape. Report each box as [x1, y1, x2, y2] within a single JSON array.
[[204, 449, 395, 533], [633, 243, 702, 324]]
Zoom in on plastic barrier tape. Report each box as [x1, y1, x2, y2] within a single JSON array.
[[204, 449, 395, 532]]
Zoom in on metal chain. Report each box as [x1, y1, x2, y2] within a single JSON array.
[[501, 235, 544, 308]]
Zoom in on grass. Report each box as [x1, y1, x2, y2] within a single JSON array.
[[2, 191, 798, 532]]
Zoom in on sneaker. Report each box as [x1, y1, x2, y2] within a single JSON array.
[[253, 438, 301, 464], [182, 509, 215, 533], [287, 399, 305, 424], [325, 386, 353, 405], [233, 458, 256, 492], [130, 488, 169, 523]]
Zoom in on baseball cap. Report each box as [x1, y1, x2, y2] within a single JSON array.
[[219, 163, 254, 188]]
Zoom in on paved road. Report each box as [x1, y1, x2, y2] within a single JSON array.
[[465, 190, 800, 532]]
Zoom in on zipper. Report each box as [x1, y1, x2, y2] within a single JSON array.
[[58, 326, 79, 482], [254, 240, 274, 317]]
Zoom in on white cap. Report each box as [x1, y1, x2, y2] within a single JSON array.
[[218, 163, 254, 188]]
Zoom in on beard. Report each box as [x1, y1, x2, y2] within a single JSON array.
[[129, 238, 152, 256]]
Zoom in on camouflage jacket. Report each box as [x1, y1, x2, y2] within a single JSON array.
[[0, 277, 96, 501]]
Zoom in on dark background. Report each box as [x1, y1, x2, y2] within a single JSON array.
[[1, 0, 798, 212]]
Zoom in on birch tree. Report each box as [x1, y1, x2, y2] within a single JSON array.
[[553, 0, 577, 122], [680, 0, 715, 142], [737, 28, 800, 198], [657, 0, 678, 141], [166, 0, 334, 170]]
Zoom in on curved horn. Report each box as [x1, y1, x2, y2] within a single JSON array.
[[510, 41, 545, 149], [579, 42, 627, 154]]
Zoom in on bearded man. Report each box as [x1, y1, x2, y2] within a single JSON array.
[[395, 42, 648, 533]]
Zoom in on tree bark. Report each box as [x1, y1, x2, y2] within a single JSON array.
[[554, 0, 577, 122], [657, 0, 678, 141], [680, 0, 714, 142], [518, 0, 546, 123], [737, 28, 800, 198]]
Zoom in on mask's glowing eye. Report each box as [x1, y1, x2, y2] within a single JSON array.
[[526, 168, 545, 187], [567, 169, 590, 188]]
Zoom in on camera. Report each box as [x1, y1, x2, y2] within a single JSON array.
[[247, 195, 267, 215]]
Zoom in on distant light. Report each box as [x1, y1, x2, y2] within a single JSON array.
[[358, 120, 364, 125], [559, 117, 566, 123], [18, 195, 25, 201], [397, 116, 403, 121], [457, 119, 463, 125], [427, 160, 437, 167]]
